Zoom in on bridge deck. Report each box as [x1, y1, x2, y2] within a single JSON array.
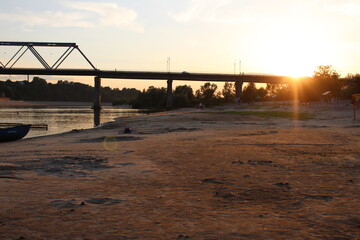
[[0, 68, 296, 83]]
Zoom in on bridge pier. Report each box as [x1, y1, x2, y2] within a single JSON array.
[[235, 81, 243, 103], [93, 76, 102, 110], [166, 79, 173, 110]]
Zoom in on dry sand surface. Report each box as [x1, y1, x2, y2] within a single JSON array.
[[0, 102, 359, 240]]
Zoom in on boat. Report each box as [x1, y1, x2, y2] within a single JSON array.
[[0, 124, 32, 142]]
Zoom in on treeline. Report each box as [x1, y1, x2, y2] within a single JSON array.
[[1, 65, 359, 109], [264, 66, 360, 102], [130, 82, 269, 109], [131, 65, 360, 109], [0, 77, 140, 103], [298, 66, 360, 101]]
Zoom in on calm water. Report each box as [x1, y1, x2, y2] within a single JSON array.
[[0, 103, 146, 138]]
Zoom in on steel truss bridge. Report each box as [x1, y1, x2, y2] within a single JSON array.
[[0, 41, 298, 109]]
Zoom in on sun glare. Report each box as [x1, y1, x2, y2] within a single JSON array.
[[250, 24, 337, 78]]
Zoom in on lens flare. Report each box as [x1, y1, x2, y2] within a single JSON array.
[[103, 136, 118, 151]]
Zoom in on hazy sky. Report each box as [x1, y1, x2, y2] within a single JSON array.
[[1, 0, 360, 90]]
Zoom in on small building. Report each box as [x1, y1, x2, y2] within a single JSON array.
[[321, 91, 333, 104]]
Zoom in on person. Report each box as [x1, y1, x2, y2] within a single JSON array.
[[198, 103, 204, 110], [123, 126, 131, 134]]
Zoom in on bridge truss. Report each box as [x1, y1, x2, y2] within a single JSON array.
[[0, 41, 96, 70]]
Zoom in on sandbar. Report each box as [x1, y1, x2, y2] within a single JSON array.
[[0, 102, 359, 239]]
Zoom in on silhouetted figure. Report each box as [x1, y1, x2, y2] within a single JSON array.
[[198, 103, 204, 110], [123, 126, 131, 134]]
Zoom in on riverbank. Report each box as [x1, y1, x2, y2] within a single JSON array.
[[0, 102, 359, 239], [0, 100, 116, 108]]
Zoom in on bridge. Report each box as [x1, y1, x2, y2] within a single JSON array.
[[0, 41, 296, 109]]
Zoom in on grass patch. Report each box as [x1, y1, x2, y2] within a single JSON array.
[[200, 111, 312, 120], [235, 105, 264, 110]]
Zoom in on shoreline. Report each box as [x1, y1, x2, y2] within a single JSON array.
[[0, 100, 117, 108], [0, 102, 359, 239]]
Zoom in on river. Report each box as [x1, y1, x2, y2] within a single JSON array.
[[0, 102, 147, 138]]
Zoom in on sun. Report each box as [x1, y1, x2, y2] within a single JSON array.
[[261, 33, 326, 77], [251, 24, 337, 78]]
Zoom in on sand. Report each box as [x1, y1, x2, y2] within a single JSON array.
[[0, 102, 359, 240]]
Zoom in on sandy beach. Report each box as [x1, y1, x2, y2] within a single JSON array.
[[0, 102, 359, 240]]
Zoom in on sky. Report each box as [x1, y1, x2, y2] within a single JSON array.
[[0, 0, 360, 90]]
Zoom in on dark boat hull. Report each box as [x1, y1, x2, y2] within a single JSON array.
[[0, 125, 32, 142]]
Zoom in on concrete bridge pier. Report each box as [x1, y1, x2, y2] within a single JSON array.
[[92, 76, 102, 127], [166, 79, 173, 110], [93, 76, 102, 110], [235, 81, 243, 103]]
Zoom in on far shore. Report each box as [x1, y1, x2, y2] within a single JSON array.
[[0, 101, 359, 239], [0, 100, 119, 108]]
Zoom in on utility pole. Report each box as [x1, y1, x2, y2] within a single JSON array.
[[239, 60, 241, 75], [235, 59, 242, 75], [167, 57, 171, 73]]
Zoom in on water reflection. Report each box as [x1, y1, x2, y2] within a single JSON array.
[[0, 105, 146, 138], [93, 109, 101, 127]]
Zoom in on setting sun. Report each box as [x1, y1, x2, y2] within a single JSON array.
[[251, 23, 338, 78]]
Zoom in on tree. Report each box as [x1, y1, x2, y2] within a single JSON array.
[[266, 83, 293, 101], [174, 85, 194, 101], [256, 87, 268, 101], [173, 85, 195, 108], [0, 85, 14, 98], [241, 82, 257, 104], [222, 82, 235, 103], [313, 65, 341, 97], [131, 86, 166, 109], [266, 84, 278, 98], [32, 77, 47, 85], [196, 82, 218, 102], [298, 65, 342, 102], [341, 74, 360, 99], [349, 74, 360, 93], [0, 78, 140, 103]]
